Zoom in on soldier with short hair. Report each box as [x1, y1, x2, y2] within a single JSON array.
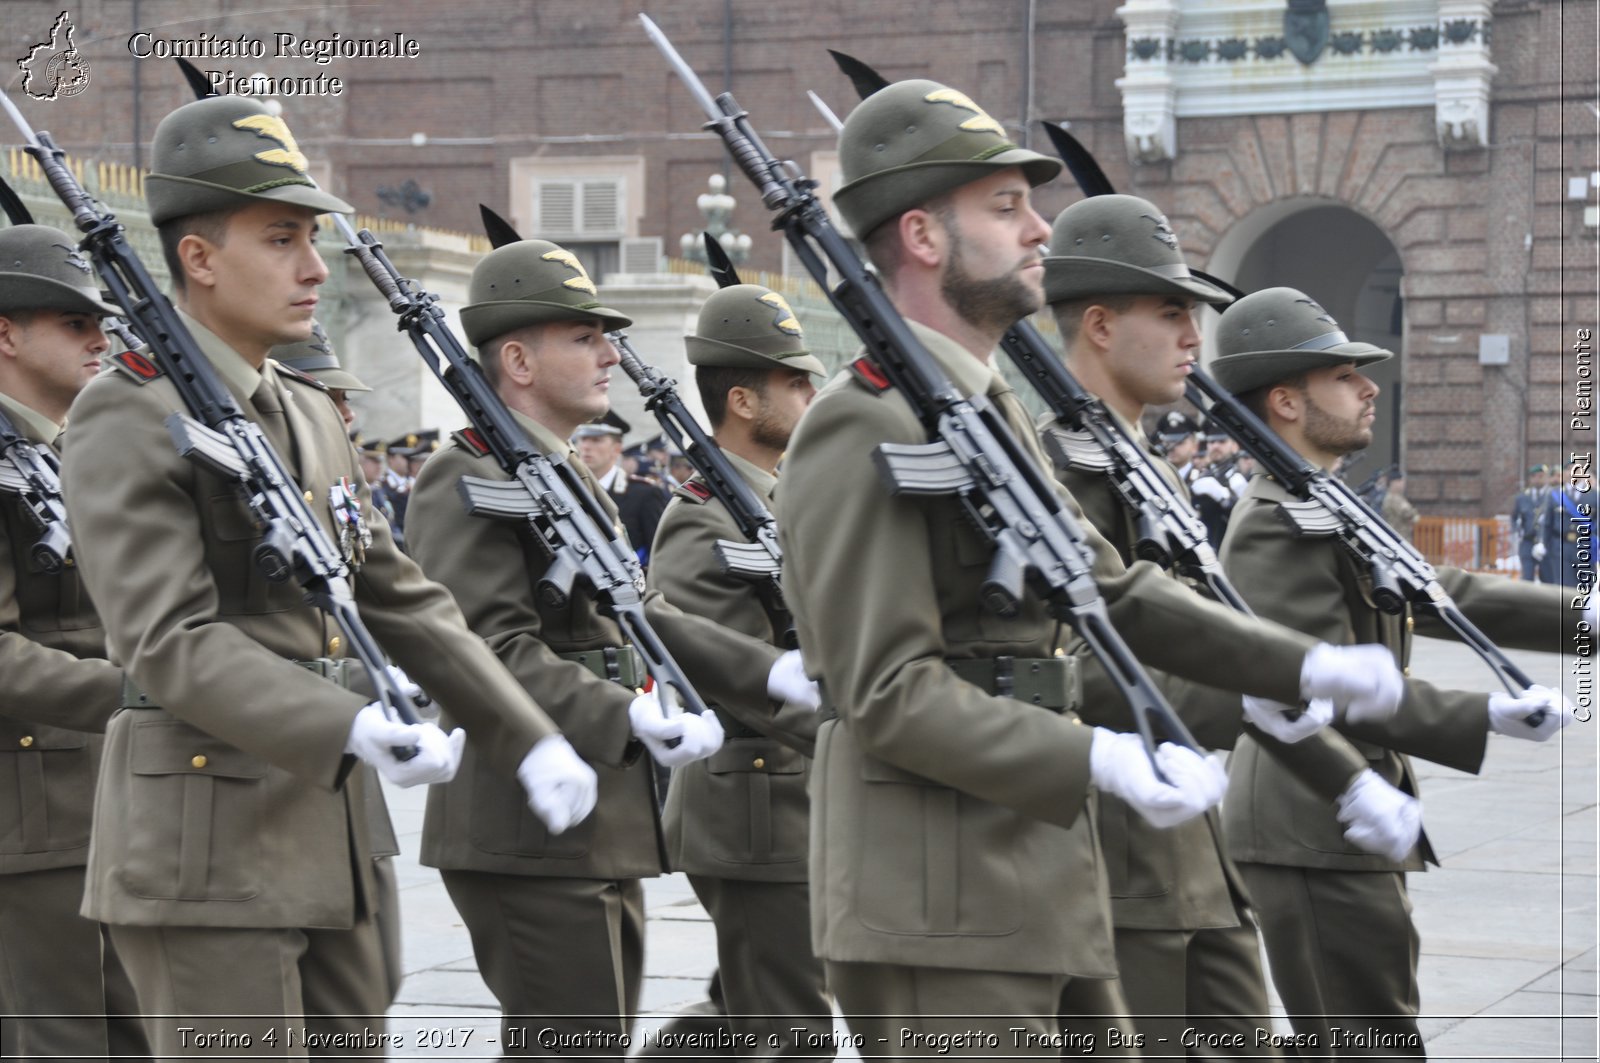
[[645, 284, 832, 1058], [403, 240, 819, 1058], [777, 80, 1404, 1052], [60, 94, 594, 1056], [1212, 285, 1574, 1055], [0, 223, 150, 1062]]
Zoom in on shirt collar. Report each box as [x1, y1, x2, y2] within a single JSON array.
[[0, 391, 61, 446], [176, 308, 269, 401]]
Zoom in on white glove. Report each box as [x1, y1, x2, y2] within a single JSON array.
[[1532, 541, 1548, 562], [1242, 695, 1334, 744], [516, 735, 598, 834], [1489, 685, 1573, 742], [1335, 769, 1421, 861], [1189, 477, 1231, 503], [766, 649, 821, 711], [1300, 642, 1404, 724], [345, 703, 465, 788], [1089, 728, 1227, 829], [628, 690, 725, 768]]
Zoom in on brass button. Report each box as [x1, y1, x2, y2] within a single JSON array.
[[1071, 717, 1082, 726], [1403, 667, 1411, 678], [18, 736, 33, 748], [328, 636, 342, 655], [304, 490, 315, 503], [191, 754, 208, 769], [752, 758, 765, 769], [1406, 616, 1414, 633]]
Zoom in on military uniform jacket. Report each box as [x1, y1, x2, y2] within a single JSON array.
[[406, 411, 782, 881], [648, 451, 818, 884], [778, 322, 1315, 978], [0, 393, 121, 875], [1220, 474, 1567, 872], [61, 312, 559, 929], [1047, 412, 1249, 932]]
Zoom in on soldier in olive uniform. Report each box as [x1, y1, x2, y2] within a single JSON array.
[[645, 284, 831, 1057], [0, 225, 150, 1061], [1212, 286, 1573, 1055], [271, 320, 369, 430], [403, 240, 820, 1058], [61, 95, 596, 1057], [1039, 193, 1339, 1052], [777, 80, 1405, 1054]]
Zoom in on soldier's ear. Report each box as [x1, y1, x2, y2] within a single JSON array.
[[498, 336, 536, 387], [897, 207, 945, 270], [175, 231, 220, 292], [1265, 382, 1303, 424], [0, 316, 21, 359]]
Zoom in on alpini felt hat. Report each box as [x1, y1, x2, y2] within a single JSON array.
[[0, 224, 120, 316], [686, 285, 826, 375], [270, 321, 369, 392], [1210, 286, 1391, 395], [1043, 195, 1231, 305], [145, 95, 353, 225], [460, 240, 632, 347], [833, 79, 1060, 239]]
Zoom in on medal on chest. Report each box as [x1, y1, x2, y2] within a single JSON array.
[[328, 477, 372, 567]]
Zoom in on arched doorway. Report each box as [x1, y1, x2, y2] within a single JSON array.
[[1203, 201, 1406, 482]]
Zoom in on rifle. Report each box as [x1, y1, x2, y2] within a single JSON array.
[[327, 204, 712, 724], [0, 91, 426, 754], [619, 231, 794, 642], [642, 14, 1199, 767], [0, 176, 71, 572], [1029, 118, 1548, 722], [485, 204, 792, 642], [0, 404, 71, 574], [821, 52, 1256, 614]]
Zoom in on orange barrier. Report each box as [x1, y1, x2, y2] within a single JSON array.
[[1413, 516, 1511, 574]]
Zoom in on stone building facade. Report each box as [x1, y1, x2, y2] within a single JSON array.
[[3, 0, 1593, 515]]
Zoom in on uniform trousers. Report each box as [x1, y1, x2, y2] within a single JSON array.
[[441, 871, 644, 1061], [1241, 863, 1424, 1059], [110, 909, 392, 1058], [825, 960, 1140, 1059], [1113, 921, 1279, 1058], [688, 874, 832, 1058], [0, 864, 150, 1060]]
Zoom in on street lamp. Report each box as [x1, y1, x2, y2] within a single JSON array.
[[679, 173, 752, 264]]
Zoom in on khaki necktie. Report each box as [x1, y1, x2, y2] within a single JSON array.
[[249, 375, 295, 471]]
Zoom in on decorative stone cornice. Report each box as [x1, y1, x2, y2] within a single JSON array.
[[1115, 1, 1496, 164]]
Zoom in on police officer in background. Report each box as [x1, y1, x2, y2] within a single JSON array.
[[403, 239, 819, 1058], [646, 284, 832, 1058], [776, 79, 1402, 1053], [0, 224, 150, 1062], [1549, 460, 1597, 589], [1511, 463, 1554, 581], [574, 412, 669, 569], [60, 94, 591, 1056], [1189, 423, 1246, 548], [1152, 409, 1201, 480]]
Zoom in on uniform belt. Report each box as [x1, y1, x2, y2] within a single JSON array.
[[558, 646, 646, 688], [817, 655, 1080, 722], [121, 657, 360, 709]]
